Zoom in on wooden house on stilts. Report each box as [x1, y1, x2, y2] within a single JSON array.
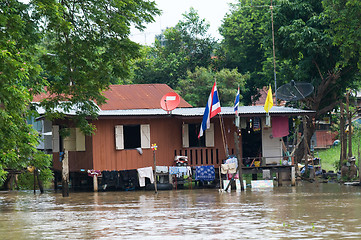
[[32, 84, 314, 191]]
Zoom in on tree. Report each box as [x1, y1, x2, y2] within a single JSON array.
[[0, 0, 160, 184], [0, 0, 49, 182], [176, 67, 248, 107], [219, 0, 271, 104], [323, 0, 361, 70], [33, 0, 160, 133], [273, 0, 360, 163], [131, 8, 216, 89]]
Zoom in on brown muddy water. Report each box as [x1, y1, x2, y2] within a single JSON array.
[[0, 183, 360, 240]]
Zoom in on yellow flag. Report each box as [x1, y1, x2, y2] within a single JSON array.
[[264, 85, 273, 113]]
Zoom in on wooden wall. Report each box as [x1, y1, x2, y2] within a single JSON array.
[[52, 135, 93, 172], [89, 116, 240, 171]]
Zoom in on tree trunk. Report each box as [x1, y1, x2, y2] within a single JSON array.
[[294, 116, 315, 164], [346, 90, 353, 158], [340, 102, 347, 168], [62, 150, 69, 197], [303, 116, 309, 169]]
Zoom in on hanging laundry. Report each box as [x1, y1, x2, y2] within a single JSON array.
[[156, 166, 168, 174], [169, 166, 188, 177], [272, 116, 289, 138], [195, 165, 215, 181], [137, 167, 154, 187], [253, 117, 261, 131], [178, 166, 188, 176], [225, 156, 238, 167], [186, 166, 192, 176], [169, 166, 179, 175], [221, 162, 237, 174]]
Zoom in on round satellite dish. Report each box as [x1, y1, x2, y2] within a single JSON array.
[[276, 80, 314, 101], [160, 92, 180, 112]]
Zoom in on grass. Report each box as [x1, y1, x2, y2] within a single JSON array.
[[315, 146, 340, 172], [315, 136, 361, 172]]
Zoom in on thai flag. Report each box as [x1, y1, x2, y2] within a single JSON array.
[[234, 87, 239, 115], [198, 81, 221, 138]]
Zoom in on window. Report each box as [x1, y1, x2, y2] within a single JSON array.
[[62, 128, 86, 152], [124, 125, 141, 149], [182, 123, 214, 148], [115, 124, 150, 150], [189, 123, 205, 147]]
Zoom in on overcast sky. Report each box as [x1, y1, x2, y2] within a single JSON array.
[[130, 0, 237, 45], [20, 0, 237, 45]]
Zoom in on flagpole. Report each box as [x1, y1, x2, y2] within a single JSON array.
[[271, 0, 277, 103], [219, 114, 229, 158]]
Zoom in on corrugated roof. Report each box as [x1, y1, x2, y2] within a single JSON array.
[[32, 84, 192, 110], [100, 84, 192, 110], [98, 106, 315, 117]]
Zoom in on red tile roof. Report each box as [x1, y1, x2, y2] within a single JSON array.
[[32, 84, 192, 110]]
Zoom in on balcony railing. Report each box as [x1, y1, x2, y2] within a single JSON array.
[[174, 148, 235, 167]]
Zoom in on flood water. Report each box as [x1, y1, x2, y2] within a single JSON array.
[[0, 183, 360, 239]]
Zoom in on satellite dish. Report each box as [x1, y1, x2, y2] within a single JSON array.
[[276, 80, 314, 101], [160, 92, 180, 112]]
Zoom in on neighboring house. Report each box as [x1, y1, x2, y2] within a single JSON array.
[[251, 86, 286, 106], [311, 117, 337, 149], [32, 84, 314, 189], [27, 117, 53, 154]]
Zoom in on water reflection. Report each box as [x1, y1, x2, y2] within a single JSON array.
[[0, 183, 360, 239]]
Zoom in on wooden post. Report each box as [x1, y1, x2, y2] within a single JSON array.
[[152, 144, 158, 194], [33, 170, 36, 194], [234, 132, 244, 191], [35, 168, 44, 194], [62, 150, 69, 197], [93, 175, 98, 192], [219, 167, 222, 191], [346, 90, 353, 158], [291, 166, 296, 186], [358, 141, 361, 184]]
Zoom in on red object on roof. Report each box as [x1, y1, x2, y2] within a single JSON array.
[[160, 92, 180, 111], [32, 84, 192, 110]]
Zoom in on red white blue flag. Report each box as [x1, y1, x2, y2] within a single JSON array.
[[198, 81, 221, 138], [234, 86, 240, 115]]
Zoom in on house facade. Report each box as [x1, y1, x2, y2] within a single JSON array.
[[33, 84, 314, 189]]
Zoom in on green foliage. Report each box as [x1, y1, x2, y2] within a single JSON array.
[[17, 149, 53, 190], [176, 67, 248, 107], [33, 0, 160, 129], [0, 0, 160, 183], [131, 8, 216, 89], [219, 0, 271, 104], [0, 1, 45, 181], [17, 168, 53, 190], [323, 0, 361, 70], [273, 0, 359, 113]]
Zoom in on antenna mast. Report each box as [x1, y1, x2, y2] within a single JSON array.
[[270, 0, 277, 103]]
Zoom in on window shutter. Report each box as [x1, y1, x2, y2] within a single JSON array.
[[76, 128, 86, 151], [182, 124, 189, 148], [141, 124, 150, 149], [52, 125, 60, 153], [64, 128, 76, 151], [205, 123, 214, 147], [115, 125, 124, 150]]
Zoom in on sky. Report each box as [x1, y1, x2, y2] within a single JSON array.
[[20, 0, 237, 45], [130, 0, 237, 45]]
